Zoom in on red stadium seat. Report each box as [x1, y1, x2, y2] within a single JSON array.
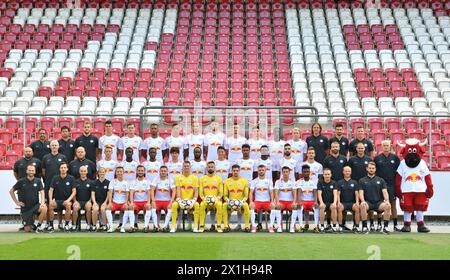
[[403, 118, 419, 132], [407, 129, 423, 140]]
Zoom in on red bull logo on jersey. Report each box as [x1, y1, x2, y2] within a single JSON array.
[[272, 150, 283, 154], [292, 149, 300, 154], [182, 186, 194, 190], [147, 169, 158, 174], [170, 170, 180, 174], [280, 189, 292, 193], [191, 144, 201, 147], [124, 170, 135, 174], [405, 173, 423, 183], [257, 187, 267, 192], [217, 169, 228, 173], [136, 189, 145, 193], [129, 145, 136, 149], [204, 185, 218, 190], [115, 189, 124, 194], [231, 147, 241, 151], [251, 149, 260, 152], [104, 168, 113, 172], [192, 170, 202, 174], [159, 188, 169, 193], [241, 167, 252, 171], [210, 142, 221, 146]]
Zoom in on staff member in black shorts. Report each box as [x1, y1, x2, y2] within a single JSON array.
[[317, 168, 341, 232], [374, 140, 401, 231], [9, 164, 47, 232], [92, 167, 110, 231], [30, 128, 51, 161], [13, 147, 42, 180], [69, 147, 97, 179], [48, 162, 76, 232], [348, 142, 372, 182], [323, 141, 347, 181], [359, 162, 391, 234], [337, 166, 360, 233], [72, 166, 93, 232]]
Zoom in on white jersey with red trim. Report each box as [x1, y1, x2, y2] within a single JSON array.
[[98, 134, 120, 161], [205, 132, 226, 161], [254, 158, 274, 181], [165, 136, 186, 161], [96, 159, 117, 181], [167, 161, 183, 181], [301, 161, 323, 185], [142, 160, 162, 182], [288, 139, 307, 163], [131, 178, 150, 202], [275, 179, 295, 202], [248, 138, 267, 160], [118, 135, 144, 162], [143, 136, 166, 162], [250, 178, 273, 202], [278, 157, 299, 181], [185, 134, 205, 161], [397, 160, 430, 193], [296, 178, 317, 201], [215, 159, 231, 181], [191, 160, 207, 180], [225, 136, 247, 164], [237, 158, 256, 182], [269, 140, 285, 167], [109, 179, 129, 204], [152, 177, 175, 201], [118, 160, 139, 183]]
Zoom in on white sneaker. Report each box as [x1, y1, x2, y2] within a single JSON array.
[[277, 226, 283, 233], [170, 228, 176, 233], [107, 226, 114, 233], [120, 227, 126, 233], [193, 227, 198, 233], [268, 226, 274, 233], [289, 226, 295, 233], [251, 226, 257, 233]]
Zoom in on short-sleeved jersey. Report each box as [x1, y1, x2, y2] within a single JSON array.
[[199, 174, 223, 198], [396, 160, 430, 193], [204, 133, 226, 161], [224, 177, 248, 200], [215, 159, 231, 181], [317, 180, 337, 204], [118, 160, 139, 182], [237, 158, 256, 182], [191, 160, 207, 180], [143, 136, 166, 162], [269, 140, 286, 167], [92, 178, 109, 204], [274, 179, 295, 202], [74, 178, 93, 202], [296, 178, 317, 201], [142, 160, 162, 182], [305, 134, 329, 164], [248, 138, 267, 160], [165, 136, 185, 161], [300, 161, 323, 185], [14, 157, 42, 180], [108, 179, 129, 204], [167, 161, 183, 182], [98, 134, 120, 161], [375, 153, 401, 188], [288, 139, 308, 163], [118, 135, 144, 162], [254, 158, 274, 181], [349, 138, 374, 156], [225, 136, 247, 164], [96, 159, 117, 182], [185, 134, 205, 161], [152, 177, 175, 201], [13, 177, 44, 207], [359, 175, 387, 202], [348, 155, 372, 182], [175, 174, 198, 200], [50, 174, 76, 201], [250, 177, 273, 202], [337, 178, 359, 203], [278, 157, 299, 181], [130, 178, 150, 202], [74, 135, 99, 164], [323, 154, 347, 181]]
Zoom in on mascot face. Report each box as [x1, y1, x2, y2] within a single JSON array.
[[398, 139, 427, 168]]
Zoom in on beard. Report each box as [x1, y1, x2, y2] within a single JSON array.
[[284, 152, 291, 157], [207, 169, 214, 174]]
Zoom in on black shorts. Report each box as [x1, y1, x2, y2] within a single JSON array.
[[21, 204, 41, 226], [77, 201, 89, 211], [366, 201, 383, 212], [387, 186, 396, 202], [324, 202, 332, 211], [342, 202, 356, 212], [96, 199, 106, 206], [55, 200, 70, 212]]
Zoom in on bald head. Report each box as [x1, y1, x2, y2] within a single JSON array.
[[343, 165, 352, 179], [50, 140, 60, 154], [79, 165, 88, 179], [24, 147, 33, 159]]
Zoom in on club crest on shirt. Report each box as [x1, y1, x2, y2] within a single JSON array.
[[377, 181, 380, 184], [66, 182, 70, 185]]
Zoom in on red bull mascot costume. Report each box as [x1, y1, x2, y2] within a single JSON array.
[[395, 138, 434, 233]]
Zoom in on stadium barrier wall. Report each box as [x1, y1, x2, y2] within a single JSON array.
[[1, 170, 449, 216]]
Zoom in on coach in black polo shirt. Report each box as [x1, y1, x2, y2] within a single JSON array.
[[359, 162, 391, 234], [9, 164, 47, 232], [348, 142, 372, 182], [72, 166, 93, 231], [13, 147, 42, 180], [42, 140, 67, 198], [92, 167, 110, 230], [30, 128, 51, 161], [48, 162, 76, 232], [58, 126, 76, 162], [348, 127, 374, 157], [323, 141, 347, 181], [337, 166, 360, 232], [374, 140, 401, 231], [317, 169, 340, 232], [329, 123, 349, 156], [74, 122, 99, 164], [305, 123, 329, 165], [69, 147, 97, 180]]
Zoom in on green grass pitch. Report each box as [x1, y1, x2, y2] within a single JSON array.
[[0, 232, 450, 260]]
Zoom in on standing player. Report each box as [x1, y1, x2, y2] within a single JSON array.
[[96, 146, 117, 181], [151, 166, 176, 232], [248, 127, 267, 160], [225, 124, 247, 164], [274, 166, 297, 233], [118, 123, 144, 162], [296, 165, 320, 233], [204, 121, 226, 161], [167, 147, 183, 182], [9, 164, 47, 232], [184, 122, 205, 161], [323, 141, 347, 182], [199, 162, 223, 233], [91, 167, 110, 231], [142, 147, 162, 182], [165, 124, 186, 162], [317, 168, 341, 232], [268, 131, 285, 172], [337, 166, 360, 232], [191, 147, 207, 180], [253, 145, 275, 182], [288, 128, 307, 164], [222, 165, 251, 232], [215, 146, 231, 181], [72, 166, 93, 231], [249, 165, 275, 233], [170, 161, 200, 233], [106, 167, 131, 233], [301, 147, 324, 185], [129, 165, 152, 232], [143, 123, 167, 162], [98, 120, 120, 161], [119, 147, 139, 183], [237, 144, 256, 183]]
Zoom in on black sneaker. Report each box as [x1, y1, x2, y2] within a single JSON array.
[[223, 226, 231, 233], [209, 224, 216, 232], [393, 225, 401, 232], [370, 224, 375, 232], [324, 225, 333, 233], [352, 225, 360, 233], [32, 224, 37, 231], [342, 225, 352, 232], [382, 227, 390, 234], [235, 224, 242, 232], [256, 223, 263, 231], [151, 227, 158, 233], [244, 227, 251, 233], [418, 225, 430, 233], [401, 225, 411, 232], [58, 224, 64, 231], [35, 226, 44, 233], [304, 224, 310, 230], [47, 226, 55, 233], [362, 227, 370, 234], [376, 224, 383, 232]]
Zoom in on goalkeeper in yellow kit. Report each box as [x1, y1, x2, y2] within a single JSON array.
[[199, 161, 223, 233], [170, 161, 200, 233], [222, 164, 250, 232]]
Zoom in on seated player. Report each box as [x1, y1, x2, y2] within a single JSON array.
[[129, 165, 152, 232], [91, 167, 110, 231], [48, 162, 76, 232], [274, 166, 298, 233], [222, 165, 251, 232], [151, 166, 176, 232], [359, 162, 391, 234], [296, 164, 320, 233], [199, 161, 223, 233], [106, 167, 131, 233], [249, 165, 275, 233], [72, 166, 93, 231], [9, 164, 47, 233], [336, 166, 360, 233], [317, 168, 341, 232], [170, 161, 200, 233]]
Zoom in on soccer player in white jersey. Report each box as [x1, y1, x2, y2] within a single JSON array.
[[143, 123, 167, 162], [165, 124, 185, 161], [225, 124, 247, 164], [129, 165, 151, 232], [96, 145, 117, 181], [151, 166, 176, 232], [106, 167, 130, 233], [254, 145, 274, 182], [185, 122, 205, 161], [118, 147, 139, 183], [204, 121, 226, 161], [237, 144, 256, 183], [248, 127, 267, 160], [215, 146, 231, 181], [274, 166, 298, 233], [118, 123, 144, 162], [167, 147, 183, 182], [278, 143, 300, 182], [268, 131, 285, 172], [289, 128, 307, 163], [301, 147, 323, 185], [296, 164, 320, 233], [98, 120, 121, 161], [249, 165, 275, 233], [142, 147, 162, 182], [191, 147, 207, 180]]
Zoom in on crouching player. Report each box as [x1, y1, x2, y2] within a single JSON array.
[[296, 164, 320, 233], [222, 165, 250, 232], [249, 165, 275, 233], [129, 165, 152, 232], [274, 166, 298, 233], [199, 161, 223, 233], [151, 166, 176, 232], [318, 168, 341, 232], [336, 166, 360, 233], [106, 167, 131, 233], [170, 161, 200, 233], [91, 167, 110, 231]]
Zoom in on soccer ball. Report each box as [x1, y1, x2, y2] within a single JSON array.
[[185, 199, 194, 209], [206, 195, 215, 207], [179, 199, 191, 210], [228, 199, 241, 210]]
